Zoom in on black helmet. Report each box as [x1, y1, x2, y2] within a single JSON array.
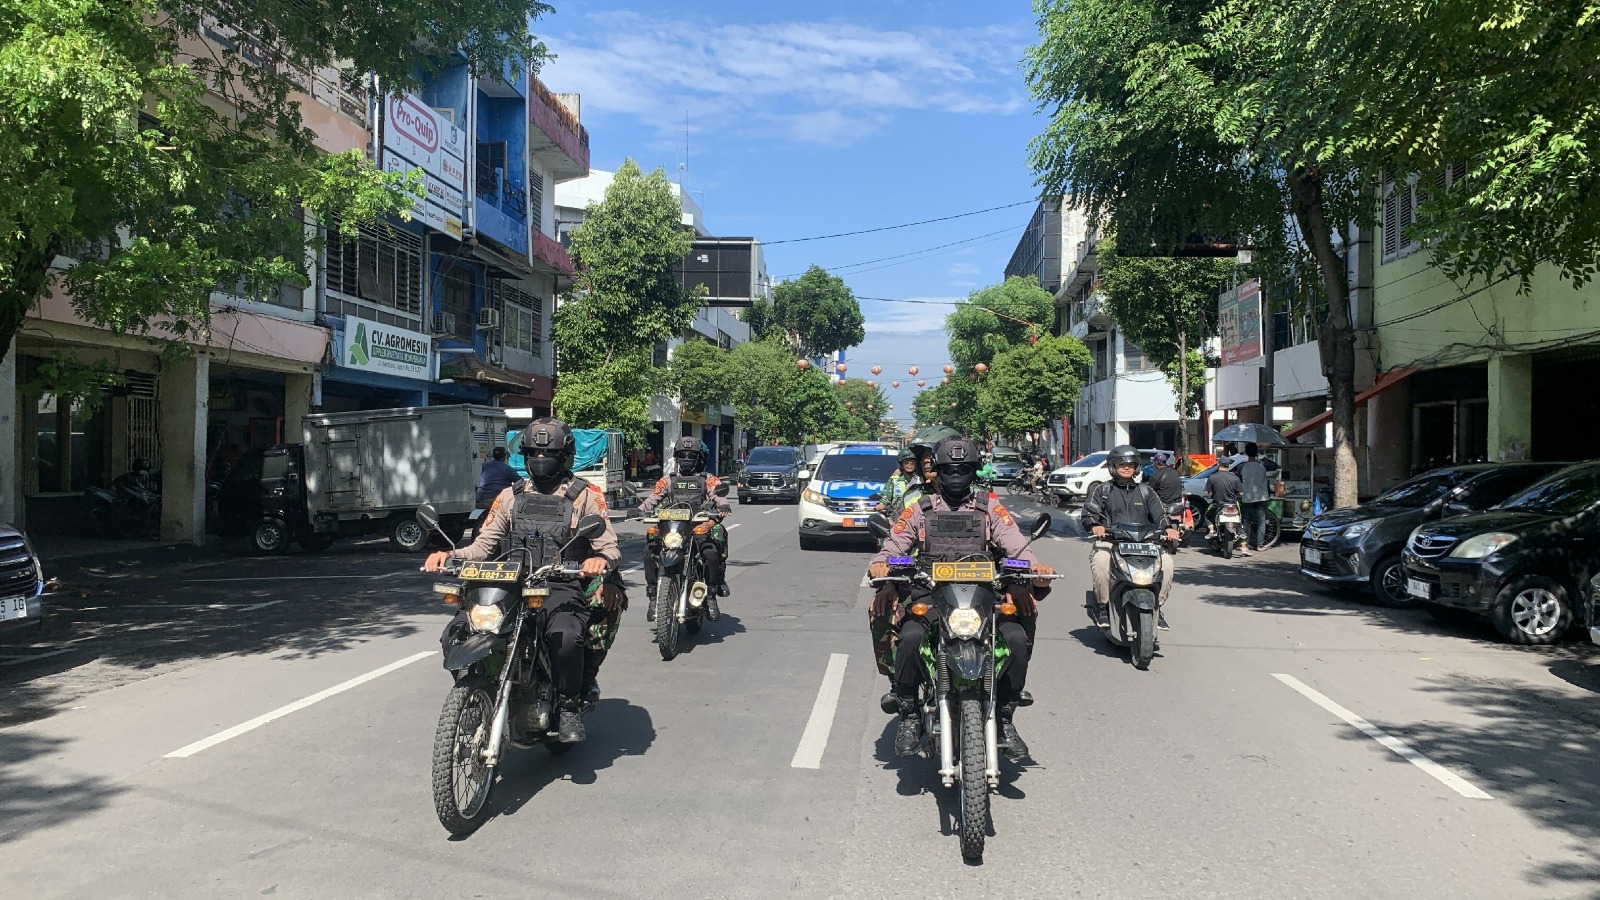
[[1105, 444, 1140, 471], [933, 435, 982, 500], [673, 436, 708, 476], [519, 417, 574, 485]]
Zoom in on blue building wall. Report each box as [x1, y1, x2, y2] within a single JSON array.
[[419, 65, 470, 123], [474, 94, 529, 253]]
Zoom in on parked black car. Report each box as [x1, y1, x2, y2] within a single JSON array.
[[212, 446, 336, 554], [1301, 461, 1567, 605], [737, 445, 806, 504], [0, 524, 50, 638], [1402, 460, 1600, 645]]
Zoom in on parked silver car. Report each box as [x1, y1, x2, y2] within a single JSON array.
[[0, 524, 49, 638]]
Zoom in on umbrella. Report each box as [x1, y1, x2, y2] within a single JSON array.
[[1212, 423, 1291, 448]]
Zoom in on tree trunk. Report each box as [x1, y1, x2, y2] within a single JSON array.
[[1288, 168, 1359, 509], [1176, 326, 1189, 461]]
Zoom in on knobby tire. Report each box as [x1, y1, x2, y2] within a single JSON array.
[[958, 695, 990, 862], [656, 575, 681, 661], [431, 674, 496, 836]]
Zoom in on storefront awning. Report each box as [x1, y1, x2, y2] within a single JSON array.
[[440, 355, 537, 392], [1283, 368, 1418, 440]]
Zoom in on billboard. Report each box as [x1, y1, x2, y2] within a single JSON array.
[[1218, 278, 1263, 366], [675, 238, 766, 307], [381, 94, 466, 239], [342, 315, 433, 380]]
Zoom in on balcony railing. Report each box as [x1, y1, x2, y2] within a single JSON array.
[[475, 170, 528, 224]]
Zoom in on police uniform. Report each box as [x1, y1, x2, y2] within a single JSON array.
[[870, 490, 1047, 704], [451, 475, 622, 699], [639, 471, 732, 592]]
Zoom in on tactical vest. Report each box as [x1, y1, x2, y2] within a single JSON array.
[[667, 472, 710, 507], [918, 494, 990, 561], [505, 479, 591, 565]]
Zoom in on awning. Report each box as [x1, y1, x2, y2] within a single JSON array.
[[439, 355, 537, 392], [1283, 368, 1417, 440]]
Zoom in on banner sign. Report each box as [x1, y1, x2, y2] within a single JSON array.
[[381, 94, 466, 238], [1218, 278, 1263, 366], [343, 315, 433, 380]]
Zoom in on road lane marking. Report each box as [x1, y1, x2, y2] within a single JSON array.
[[0, 648, 72, 666], [240, 599, 290, 612], [791, 653, 849, 769], [764, 508, 779, 515], [621, 565, 643, 575], [727, 523, 742, 529], [1272, 673, 1492, 800], [165, 651, 437, 758]]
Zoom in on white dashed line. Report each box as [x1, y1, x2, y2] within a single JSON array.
[[763, 508, 779, 515], [621, 564, 643, 575], [239, 599, 290, 613], [791, 653, 849, 769], [1273, 673, 1492, 800], [165, 651, 437, 758], [727, 523, 742, 529]]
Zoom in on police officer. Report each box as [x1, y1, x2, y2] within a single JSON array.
[[639, 437, 733, 619], [1084, 445, 1179, 630], [867, 435, 1057, 761], [877, 449, 918, 515], [425, 417, 623, 744]]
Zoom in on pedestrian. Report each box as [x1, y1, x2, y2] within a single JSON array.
[[476, 446, 519, 506], [1236, 443, 1272, 551]]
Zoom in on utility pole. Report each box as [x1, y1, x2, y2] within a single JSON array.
[[1177, 324, 1189, 461]]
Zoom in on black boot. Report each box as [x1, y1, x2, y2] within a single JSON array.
[[893, 696, 922, 757], [998, 703, 1029, 761], [705, 563, 726, 621], [557, 697, 586, 743], [704, 589, 721, 622], [581, 650, 606, 706], [645, 585, 657, 622]]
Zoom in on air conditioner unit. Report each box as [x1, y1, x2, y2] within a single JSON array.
[[431, 311, 456, 336], [477, 308, 501, 330]]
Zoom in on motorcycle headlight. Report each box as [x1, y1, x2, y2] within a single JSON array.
[[946, 608, 984, 639], [662, 532, 685, 550], [468, 603, 505, 633], [1450, 532, 1518, 559], [1129, 562, 1158, 586], [1342, 521, 1375, 540]]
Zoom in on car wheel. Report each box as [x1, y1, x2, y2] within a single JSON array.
[[1493, 575, 1572, 645], [389, 515, 430, 553], [1369, 555, 1413, 607], [250, 518, 291, 555]]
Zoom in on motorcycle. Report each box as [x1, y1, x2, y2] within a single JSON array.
[[1207, 502, 1244, 558], [643, 482, 729, 661], [1096, 522, 1169, 670], [86, 462, 163, 539], [1168, 498, 1194, 551], [417, 503, 609, 837], [868, 511, 1058, 863]]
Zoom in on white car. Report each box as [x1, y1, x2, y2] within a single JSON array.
[[1047, 449, 1160, 505], [797, 444, 901, 550]]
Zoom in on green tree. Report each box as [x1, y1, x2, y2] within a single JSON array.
[[665, 338, 731, 414], [552, 351, 658, 444], [554, 159, 700, 373], [834, 379, 893, 441], [945, 276, 1055, 372], [0, 0, 550, 369], [911, 378, 983, 436], [746, 266, 866, 358], [1097, 236, 1235, 457], [709, 339, 848, 445], [976, 335, 1093, 439]]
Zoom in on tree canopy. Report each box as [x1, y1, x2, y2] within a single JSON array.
[[944, 276, 1055, 371], [663, 338, 863, 446], [0, 0, 553, 367], [551, 351, 658, 444], [976, 335, 1093, 439], [746, 266, 865, 358]]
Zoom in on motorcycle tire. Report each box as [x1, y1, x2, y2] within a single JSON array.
[[958, 696, 990, 862], [1134, 609, 1156, 670], [1260, 513, 1283, 550], [431, 674, 496, 837], [1221, 534, 1234, 559], [656, 575, 681, 661]]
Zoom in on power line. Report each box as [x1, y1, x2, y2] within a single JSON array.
[[775, 225, 1026, 280], [764, 200, 1036, 245]]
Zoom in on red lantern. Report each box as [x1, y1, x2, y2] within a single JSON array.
[[891, 380, 900, 388], [943, 364, 954, 375], [975, 363, 988, 375], [942, 377, 950, 385], [865, 380, 876, 388], [908, 366, 920, 376], [871, 365, 883, 376], [949, 401, 957, 408], [837, 363, 848, 373], [916, 380, 926, 387], [797, 359, 810, 370]]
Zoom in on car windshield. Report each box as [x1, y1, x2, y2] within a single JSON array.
[[1498, 467, 1600, 516], [1072, 452, 1108, 468], [813, 453, 898, 483], [746, 447, 798, 467], [991, 451, 1023, 463], [1373, 469, 1476, 508]]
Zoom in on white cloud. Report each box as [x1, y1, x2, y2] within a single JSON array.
[[862, 296, 958, 336], [540, 13, 1030, 147]]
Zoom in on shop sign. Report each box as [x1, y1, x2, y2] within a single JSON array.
[[1218, 278, 1263, 366], [381, 94, 466, 238], [343, 315, 432, 380]]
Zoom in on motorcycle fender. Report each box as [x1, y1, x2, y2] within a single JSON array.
[[1123, 588, 1158, 611], [443, 632, 503, 671], [951, 640, 984, 682], [660, 550, 683, 572]]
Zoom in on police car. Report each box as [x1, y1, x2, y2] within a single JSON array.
[[797, 443, 901, 550]]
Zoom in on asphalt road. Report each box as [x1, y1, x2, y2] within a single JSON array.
[[4, 497, 1600, 898]]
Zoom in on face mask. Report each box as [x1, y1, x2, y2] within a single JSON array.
[[938, 463, 976, 499], [527, 454, 563, 485]]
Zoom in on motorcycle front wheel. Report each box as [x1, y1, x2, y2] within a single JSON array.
[[1134, 609, 1156, 670], [958, 695, 990, 862], [656, 575, 681, 661], [431, 674, 496, 836]]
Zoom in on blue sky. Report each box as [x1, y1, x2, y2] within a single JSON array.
[[538, 1, 1047, 429]]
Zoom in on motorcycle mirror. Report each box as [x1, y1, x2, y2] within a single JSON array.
[[867, 513, 893, 539], [715, 482, 730, 497], [416, 503, 442, 534], [1029, 514, 1052, 540], [575, 514, 608, 540]]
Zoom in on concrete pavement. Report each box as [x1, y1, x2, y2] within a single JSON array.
[[2, 497, 1599, 897]]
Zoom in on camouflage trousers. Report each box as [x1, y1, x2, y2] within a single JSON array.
[[869, 583, 1039, 678], [582, 569, 630, 651]]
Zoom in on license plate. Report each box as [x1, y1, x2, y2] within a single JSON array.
[[841, 517, 861, 528], [1, 595, 34, 621], [658, 508, 692, 521], [1119, 542, 1161, 556], [1303, 548, 1323, 565], [1406, 577, 1434, 599], [459, 561, 524, 583], [930, 561, 996, 582]]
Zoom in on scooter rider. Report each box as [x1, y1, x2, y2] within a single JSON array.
[[1083, 445, 1179, 631], [868, 435, 1057, 761], [1205, 455, 1247, 553], [425, 417, 624, 744], [640, 437, 733, 618]]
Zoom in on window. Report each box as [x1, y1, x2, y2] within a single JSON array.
[[324, 215, 423, 328], [437, 263, 475, 341], [1123, 340, 1155, 372], [476, 142, 507, 199], [494, 282, 542, 356], [1382, 163, 1468, 264], [529, 171, 545, 232]]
